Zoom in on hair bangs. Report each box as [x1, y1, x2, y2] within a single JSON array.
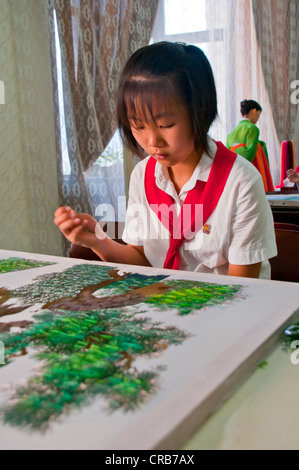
[[124, 77, 181, 126], [117, 75, 185, 157]]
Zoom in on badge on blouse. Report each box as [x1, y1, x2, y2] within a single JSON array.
[[203, 224, 211, 234]]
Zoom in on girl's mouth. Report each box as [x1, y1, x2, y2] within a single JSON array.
[[154, 153, 168, 161]]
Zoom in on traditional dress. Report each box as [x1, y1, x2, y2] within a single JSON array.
[[226, 119, 274, 192]]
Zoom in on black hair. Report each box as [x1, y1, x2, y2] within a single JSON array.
[[240, 99, 262, 116], [116, 41, 218, 158]]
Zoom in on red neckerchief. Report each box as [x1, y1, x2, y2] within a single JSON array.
[[144, 142, 237, 270]]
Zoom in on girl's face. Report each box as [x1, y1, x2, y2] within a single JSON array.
[[127, 97, 200, 168], [247, 108, 261, 124]]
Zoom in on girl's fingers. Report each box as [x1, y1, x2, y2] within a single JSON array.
[[65, 224, 86, 243], [81, 218, 96, 232], [54, 209, 79, 226], [54, 207, 97, 244], [56, 216, 81, 235], [54, 206, 72, 217]]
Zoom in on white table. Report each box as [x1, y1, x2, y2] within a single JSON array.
[[0, 249, 298, 450]]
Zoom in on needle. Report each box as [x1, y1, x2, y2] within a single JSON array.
[[80, 224, 106, 249]]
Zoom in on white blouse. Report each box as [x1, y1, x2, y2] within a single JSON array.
[[122, 139, 277, 278]]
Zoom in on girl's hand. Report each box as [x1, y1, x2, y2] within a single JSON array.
[[287, 169, 299, 184], [54, 207, 99, 248]]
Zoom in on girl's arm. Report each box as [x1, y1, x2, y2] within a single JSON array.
[[228, 262, 261, 278], [92, 237, 151, 266], [54, 206, 151, 266], [287, 169, 299, 185]]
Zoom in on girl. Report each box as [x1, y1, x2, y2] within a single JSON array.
[[54, 42, 277, 279], [226, 99, 274, 192]]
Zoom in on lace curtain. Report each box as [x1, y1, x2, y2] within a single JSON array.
[[47, 0, 158, 254], [152, 0, 299, 185]]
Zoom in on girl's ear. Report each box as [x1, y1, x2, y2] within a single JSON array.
[[248, 108, 257, 122]]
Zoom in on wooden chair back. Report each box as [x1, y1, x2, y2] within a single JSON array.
[[270, 223, 299, 282]]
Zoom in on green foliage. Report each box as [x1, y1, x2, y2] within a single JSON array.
[[96, 143, 123, 166], [1, 307, 187, 429], [283, 321, 299, 349], [0, 258, 54, 273], [258, 360, 268, 370], [146, 280, 242, 315], [0, 264, 243, 431], [94, 273, 167, 296]]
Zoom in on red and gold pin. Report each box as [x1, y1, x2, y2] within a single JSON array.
[[203, 224, 211, 234]]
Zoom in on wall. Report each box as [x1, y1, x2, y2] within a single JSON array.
[[0, 0, 63, 256]]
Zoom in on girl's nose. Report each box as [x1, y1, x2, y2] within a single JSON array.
[[148, 129, 164, 147]]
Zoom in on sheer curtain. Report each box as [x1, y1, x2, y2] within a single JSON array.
[[151, 0, 299, 185], [207, 0, 282, 185], [252, 0, 299, 150], [47, 0, 158, 253]]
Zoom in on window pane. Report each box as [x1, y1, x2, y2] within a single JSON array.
[[164, 0, 206, 34], [85, 131, 126, 222], [54, 10, 71, 176]]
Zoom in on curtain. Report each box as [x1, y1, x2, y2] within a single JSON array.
[[206, 0, 282, 185], [152, 0, 297, 185], [0, 0, 63, 256], [252, 0, 299, 148], [47, 0, 159, 231]]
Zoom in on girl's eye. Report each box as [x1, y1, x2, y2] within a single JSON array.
[[130, 123, 144, 131], [160, 123, 175, 129]]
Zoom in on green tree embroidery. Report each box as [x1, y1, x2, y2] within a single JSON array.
[[0, 257, 54, 273], [1, 308, 186, 430], [0, 264, 242, 430]]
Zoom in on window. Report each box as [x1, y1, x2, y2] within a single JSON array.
[[151, 0, 230, 144], [54, 0, 279, 225], [54, 1, 230, 225], [53, 9, 127, 222]]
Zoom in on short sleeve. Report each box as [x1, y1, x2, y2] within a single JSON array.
[[228, 172, 277, 265], [122, 161, 147, 246]]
